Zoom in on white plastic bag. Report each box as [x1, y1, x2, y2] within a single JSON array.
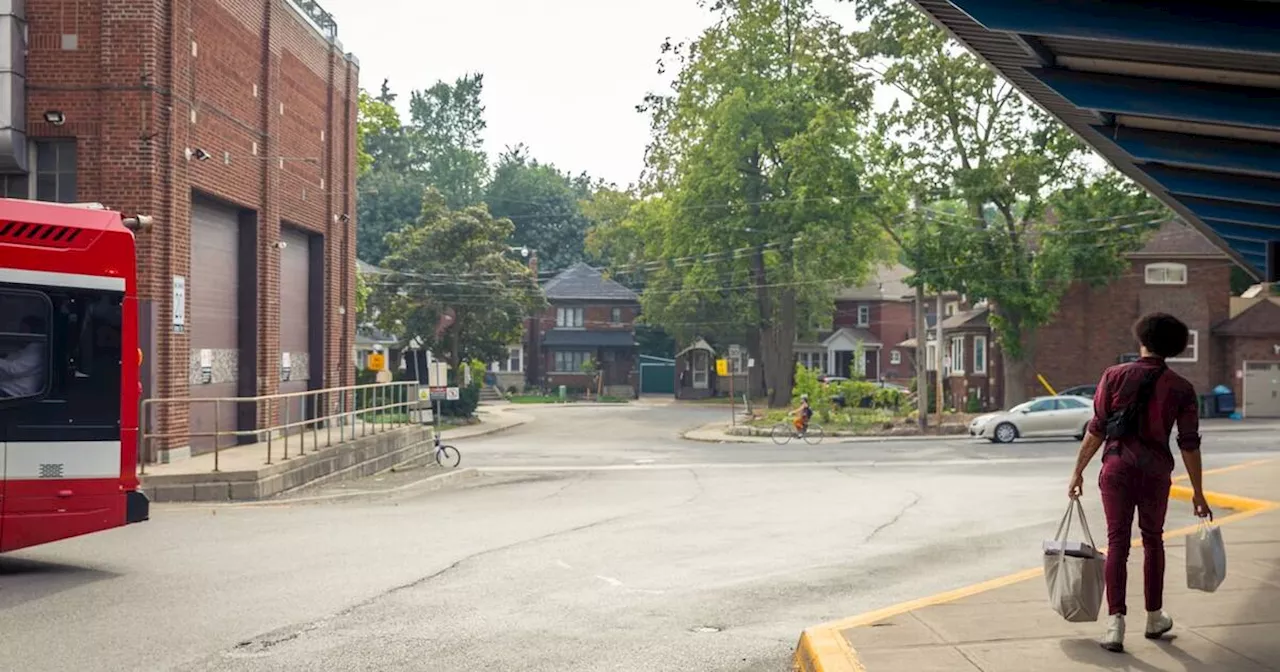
[[1186, 520, 1227, 593], [1045, 498, 1105, 622]]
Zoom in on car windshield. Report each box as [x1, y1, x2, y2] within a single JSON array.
[[1008, 401, 1034, 413]]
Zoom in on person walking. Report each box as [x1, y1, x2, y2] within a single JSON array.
[[1066, 312, 1213, 653]]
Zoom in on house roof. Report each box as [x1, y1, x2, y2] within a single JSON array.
[[542, 262, 639, 302], [1213, 298, 1280, 337], [833, 264, 915, 301], [357, 259, 391, 275], [821, 327, 882, 348], [941, 307, 991, 331], [1129, 221, 1229, 259], [676, 337, 715, 358], [541, 329, 637, 348]]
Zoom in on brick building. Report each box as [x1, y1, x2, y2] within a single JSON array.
[[1031, 222, 1232, 398], [531, 263, 640, 397], [0, 0, 360, 458]]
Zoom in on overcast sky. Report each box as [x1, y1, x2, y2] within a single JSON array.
[[320, 0, 859, 188]]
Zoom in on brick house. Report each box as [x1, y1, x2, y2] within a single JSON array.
[[528, 263, 640, 397], [0, 0, 360, 459], [1215, 292, 1280, 418], [1031, 222, 1231, 401]]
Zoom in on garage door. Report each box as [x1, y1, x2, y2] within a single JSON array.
[[639, 356, 675, 395], [278, 227, 311, 430], [1244, 361, 1280, 418], [190, 198, 241, 453]]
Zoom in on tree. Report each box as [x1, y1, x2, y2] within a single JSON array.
[[357, 82, 406, 177], [371, 188, 546, 367], [485, 144, 595, 272], [633, 0, 886, 407], [356, 81, 422, 264], [855, 0, 1164, 404], [407, 74, 489, 210]]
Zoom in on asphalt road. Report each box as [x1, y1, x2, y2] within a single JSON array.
[[2, 402, 1275, 672]]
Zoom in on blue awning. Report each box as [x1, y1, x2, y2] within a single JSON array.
[[541, 329, 637, 348], [911, 0, 1280, 280]]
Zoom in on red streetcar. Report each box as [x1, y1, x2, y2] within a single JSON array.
[[0, 198, 149, 553]]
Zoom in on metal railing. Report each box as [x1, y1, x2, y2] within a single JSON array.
[[140, 381, 424, 473]]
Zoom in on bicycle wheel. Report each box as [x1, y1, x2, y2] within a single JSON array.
[[771, 423, 793, 445], [435, 444, 461, 468], [802, 424, 824, 445]]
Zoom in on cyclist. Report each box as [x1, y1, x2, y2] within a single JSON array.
[[792, 394, 813, 435]]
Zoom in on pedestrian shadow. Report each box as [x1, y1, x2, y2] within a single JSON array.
[[0, 556, 119, 610], [1060, 636, 1210, 671]]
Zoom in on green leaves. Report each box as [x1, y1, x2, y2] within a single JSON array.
[[485, 145, 596, 273], [372, 188, 546, 366]]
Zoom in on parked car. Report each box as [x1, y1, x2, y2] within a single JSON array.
[[968, 395, 1094, 443], [1056, 384, 1096, 398]]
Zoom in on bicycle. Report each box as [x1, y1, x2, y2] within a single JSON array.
[[770, 421, 824, 445], [432, 428, 461, 468]]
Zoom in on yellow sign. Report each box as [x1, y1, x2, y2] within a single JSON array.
[[715, 358, 729, 376], [367, 352, 387, 372]]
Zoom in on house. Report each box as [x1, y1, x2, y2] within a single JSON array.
[[1031, 221, 1232, 400], [528, 263, 641, 397], [1214, 290, 1280, 418]]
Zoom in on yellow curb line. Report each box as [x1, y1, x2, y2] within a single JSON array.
[[793, 475, 1280, 672]]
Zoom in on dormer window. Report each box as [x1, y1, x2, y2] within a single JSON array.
[[1145, 263, 1187, 285]]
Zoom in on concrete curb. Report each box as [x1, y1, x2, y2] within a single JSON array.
[[791, 461, 1280, 672], [441, 412, 532, 440], [681, 422, 968, 445], [177, 468, 482, 508]]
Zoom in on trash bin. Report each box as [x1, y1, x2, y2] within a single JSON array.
[[558, 384, 567, 402], [1211, 385, 1235, 417]]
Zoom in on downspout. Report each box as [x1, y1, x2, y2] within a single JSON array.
[[0, 0, 28, 172]]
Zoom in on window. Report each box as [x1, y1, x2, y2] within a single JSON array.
[[35, 139, 78, 203], [1056, 398, 1088, 409], [926, 342, 937, 371], [889, 349, 902, 365], [1169, 329, 1199, 362], [492, 345, 523, 373], [973, 336, 987, 374], [1, 174, 28, 198], [1145, 263, 1188, 286], [556, 307, 583, 328], [554, 350, 590, 372], [1028, 399, 1055, 413], [610, 307, 623, 323], [945, 301, 958, 317], [856, 305, 870, 327], [730, 347, 748, 374], [949, 336, 965, 375], [0, 290, 52, 400]]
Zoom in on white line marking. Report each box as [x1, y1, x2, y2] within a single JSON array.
[[0, 268, 126, 292], [3, 441, 120, 479]]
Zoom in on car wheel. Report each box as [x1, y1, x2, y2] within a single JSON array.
[[993, 422, 1018, 444]]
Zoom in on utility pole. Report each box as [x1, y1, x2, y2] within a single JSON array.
[[915, 283, 928, 429], [935, 293, 945, 427]]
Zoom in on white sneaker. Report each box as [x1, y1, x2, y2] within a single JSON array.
[[1101, 614, 1125, 653], [1145, 610, 1174, 639]]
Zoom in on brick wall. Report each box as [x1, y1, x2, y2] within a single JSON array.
[[535, 302, 639, 333], [24, 0, 358, 452], [1030, 258, 1231, 397]]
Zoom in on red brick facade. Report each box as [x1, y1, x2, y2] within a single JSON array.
[[1030, 257, 1231, 397], [532, 302, 639, 393], [22, 0, 358, 452]]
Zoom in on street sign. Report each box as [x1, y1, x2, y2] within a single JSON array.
[[427, 386, 449, 401], [375, 369, 393, 383], [428, 362, 449, 387], [728, 344, 741, 359], [367, 352, 386, 371], [418, 388, 431, 402], [715, 358, 729, 376], [446, 386, 460, 401]]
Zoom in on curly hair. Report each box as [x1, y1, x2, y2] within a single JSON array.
[[1132, 312, 1189, 359]]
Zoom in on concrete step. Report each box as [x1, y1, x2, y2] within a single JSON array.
[[479, 386, 504, 401]]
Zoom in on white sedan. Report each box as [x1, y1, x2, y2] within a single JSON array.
[[969, 395, 1095, 444]]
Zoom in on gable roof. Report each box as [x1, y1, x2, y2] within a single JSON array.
[[1129, 221, 1229, 259], [941, 307, 991, 331], [1214, 298, 1280, 337], [833, 264, 915, 301], [542, 262, 639, 302]]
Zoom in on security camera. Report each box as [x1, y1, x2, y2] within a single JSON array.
[[275, 241, 287, 250], [191, 148, 212, 161], [339, 213, 350, 223], [44, 111, 66, 126]]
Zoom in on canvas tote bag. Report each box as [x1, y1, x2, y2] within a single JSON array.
[[1044, 498, 1106, 622]]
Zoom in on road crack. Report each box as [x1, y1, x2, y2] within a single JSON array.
[[863, 491, 922, 543]]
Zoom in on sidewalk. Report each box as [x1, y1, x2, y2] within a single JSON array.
[[690, 418, 1280, 444], [441, 405, 532, 440], [794, 459, 1280, 672]]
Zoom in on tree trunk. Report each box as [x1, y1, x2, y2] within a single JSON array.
[[746, 326, 766, 398], [761, 289, 797, 408], [992, 305, 1034, 407], [1001, 352, 1031, 407]]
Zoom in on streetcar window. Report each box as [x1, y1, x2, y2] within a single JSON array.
[[0, 290, 52, 400]]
